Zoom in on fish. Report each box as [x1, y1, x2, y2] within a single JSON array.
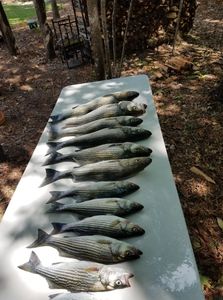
[[40, 157, 152, 187], [63, 101, 147, 127], [50, 90, 139, 123], [51, 215, 145, 238], [27, 229, 143, 263], [47, 198, 144, 217], [46, 127, 152, 155], [43, 142, 152, 166], [48, 116, 143, 140], [46, 181, 139, 203], [18, 251, 134, 292]]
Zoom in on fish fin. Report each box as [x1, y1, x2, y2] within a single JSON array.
[[111, 219, 121, 227], [47, 191, 64, 203], [27, 229, 50, 248], [47, 201, 64, 213], [72, 104, 79, 109], [42, 152, 63, 166], [46, 278, 62, 289], [58, 249, 73, 258], [51, 222, 66, 234], [108, 143, 122, 147], [46, 142, 61, 156], [18, 251, 40, 273], [48, 294, 61, 299], [39, 168, 64, 187]]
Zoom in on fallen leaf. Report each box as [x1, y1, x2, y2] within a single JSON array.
[[190, 166, 216, 184], [200, 274, 212, 289], [216, 218, 223, 232]]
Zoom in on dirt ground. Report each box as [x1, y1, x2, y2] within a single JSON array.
[[0, 0, 223, 298]]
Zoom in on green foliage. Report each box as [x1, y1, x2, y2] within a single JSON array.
[[3, 2, 55, 26]]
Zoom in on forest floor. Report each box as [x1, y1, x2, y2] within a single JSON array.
[[0, 0, 223, 298]]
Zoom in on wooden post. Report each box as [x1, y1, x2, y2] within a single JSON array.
[[0, 1, 17, 56]]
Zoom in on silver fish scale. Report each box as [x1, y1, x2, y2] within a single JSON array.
[[58, 198, 130, 215], [60, 216, 135, 237], [36, 265, 99, 291], [47, 236, 116, 263]]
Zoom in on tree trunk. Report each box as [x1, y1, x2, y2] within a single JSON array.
[[33, 0, 46, 30], [33, 0, 56, 60], [51, 0, 60, 20], [100, 0, 112, 79], [0, 1, 17, 55], [86, 0, 105, 80]]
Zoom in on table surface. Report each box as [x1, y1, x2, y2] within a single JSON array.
[[0, 75, 204, 300]]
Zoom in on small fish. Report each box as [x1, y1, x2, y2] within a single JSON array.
[[43, 142, 152, 166], [40, 157, 152, 187], [51, 215, 145, 238], [47, 198, 144, 217], [27, 230, 143, 263], [46, 181, 139, 204], [50, 90, 139, 123], [63, 101, 147, 127], [48, 116, 143, 140], [18, 251, 134, 292], [46, 126, 151, 155]]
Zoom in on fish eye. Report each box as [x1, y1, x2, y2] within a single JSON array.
[[125, 250, 132, 256], [115, 279, 123, 286], [132, 226, 139, 232]]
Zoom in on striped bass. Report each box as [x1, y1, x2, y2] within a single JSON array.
[[51, 215, 145, 238], [18, 251, 134, 292], [63, 101, 147, 127], [46, 181, 139, 203], [48, 116, 142, 140], [40, 157, 152, 187], [46, 127, 152, 155], [50, 90, 139, 123], [27, 230, 143, 263], [43, 142, 152, 166], [47, 198, 144, 217]]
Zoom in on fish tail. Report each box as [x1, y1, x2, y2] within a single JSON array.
[[18, 251, 40, 273], [46, 142, 62, 156], [47, 201, 64, 213], [48, 294, 61, 299], [48, 124, 59, 140], [40, 168, 67, 187], [47, 191, 64, 203], [49, 114, 64, 123], [51, 222, 66, 234], [27, 229, 50, 248], [42, 152, 63, 166]]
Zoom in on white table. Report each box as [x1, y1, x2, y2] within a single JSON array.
[[0, 75, 204, 300]]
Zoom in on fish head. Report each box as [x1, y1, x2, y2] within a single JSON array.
[[129, 201, 144, 212], [117, 243, 143, 260], [127, 102, 147, 116], [100, 266, 134, 290], [125, 117, 143, 126], [129, 143, 152, 156], [126, 222, 145, 236], [121, 181, 140, 193]]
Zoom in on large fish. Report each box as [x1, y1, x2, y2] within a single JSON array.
[[43, 142, 152, 166], [63, 101, 147, 127], [47, 198, 144, 217], [46, 181, 139, 203], [46, 127, 152, 155], [50, 90, 139, 123], [18, 251, 134, 292], [40, 157, 152, 187], [27, 230, 143, 263], [51, 215, 145, 238], [47, 180, 139, 203], [48, 116, 143, 140]]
